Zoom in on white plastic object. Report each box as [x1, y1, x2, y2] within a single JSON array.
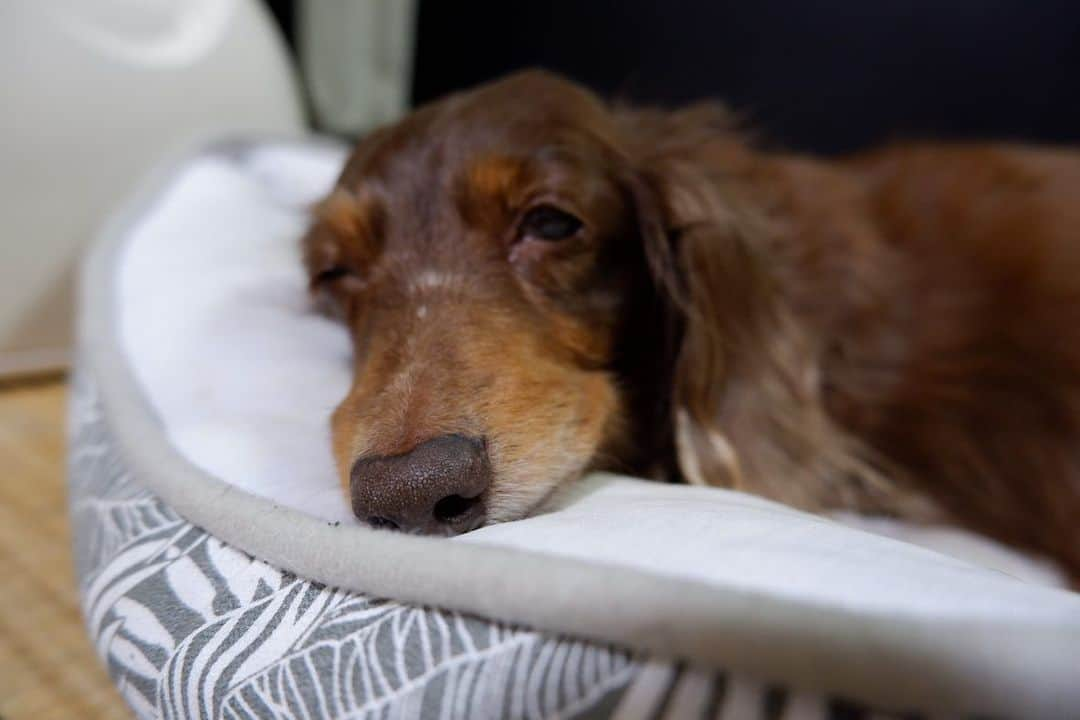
[[0, 0, 306, 377]]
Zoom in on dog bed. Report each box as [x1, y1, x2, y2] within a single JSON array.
[[69, 137, 1080, 719]]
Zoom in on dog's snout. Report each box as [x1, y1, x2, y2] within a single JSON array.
[[350, 435, 491, 535]]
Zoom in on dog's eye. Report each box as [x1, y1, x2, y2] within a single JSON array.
[[311, 266, 357, 288], [519, 205, 583, 241]]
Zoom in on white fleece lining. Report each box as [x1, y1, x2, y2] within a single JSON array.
[[92, 137, 1080, 716], [120, 144, 356, 523]]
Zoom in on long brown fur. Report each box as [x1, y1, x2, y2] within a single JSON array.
[[303, 70, 1080, 577]]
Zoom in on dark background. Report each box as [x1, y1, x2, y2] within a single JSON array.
[[268, 1, 1080, 155]]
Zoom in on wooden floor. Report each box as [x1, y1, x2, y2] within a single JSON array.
[[0, 378, 129, 719]]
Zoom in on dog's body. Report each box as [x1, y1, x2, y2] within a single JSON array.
[[304, 71, 1080, 576]]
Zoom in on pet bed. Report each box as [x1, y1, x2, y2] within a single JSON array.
[[69, 137, 1080, 719]]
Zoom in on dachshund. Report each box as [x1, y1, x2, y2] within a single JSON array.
[[302, 70, 1080, 578]]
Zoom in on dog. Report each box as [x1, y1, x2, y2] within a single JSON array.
[[302, 70, 1080, 577]]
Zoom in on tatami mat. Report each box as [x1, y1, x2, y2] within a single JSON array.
[[0, 378, 128, 719]]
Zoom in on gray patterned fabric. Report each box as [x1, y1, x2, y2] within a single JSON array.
[[69, 367, 631, 719], [69, 366, 913, 719]]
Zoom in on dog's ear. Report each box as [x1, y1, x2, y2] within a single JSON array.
[[616, 105, 912, 512], [616, 105, 771, 492]]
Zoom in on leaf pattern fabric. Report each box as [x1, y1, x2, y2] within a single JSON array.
[[68, 367, 910, 719]]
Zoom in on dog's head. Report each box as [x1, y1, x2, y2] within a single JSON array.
[[303, 70, 756, 534]]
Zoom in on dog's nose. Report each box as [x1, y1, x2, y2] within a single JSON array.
[[350, 434, 491, 535]]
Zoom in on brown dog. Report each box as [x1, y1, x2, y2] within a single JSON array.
[[302, 70, 1080, 576]]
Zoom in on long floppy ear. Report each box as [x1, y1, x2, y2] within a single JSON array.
[[617, 105, 936, 516]]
